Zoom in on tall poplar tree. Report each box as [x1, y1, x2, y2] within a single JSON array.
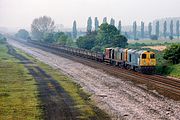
[[110, 18, 115, 26], [95, 17, 99, 31], [176, 20, 179, 39], [148, 22, 152, 38], [170, 20, 173, 38], [87, 17, 92, 33], [141, 21, 144, 39], [163, 21, 167, 38], [72, 20, 77, 38], [103, 17, 107, 23], [155, 21, 160, 39], [118, 20, 122, 34], [133, 21, 137, 40]]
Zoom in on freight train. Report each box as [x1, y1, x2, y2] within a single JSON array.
[[28, 40, 156, 74]]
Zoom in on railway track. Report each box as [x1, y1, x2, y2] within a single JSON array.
[[11, 39, 180, 100]]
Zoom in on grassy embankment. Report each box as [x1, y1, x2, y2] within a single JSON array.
[[16, 48, 109, 119], [0, 43, 41, 119], [128, 39, 180, 78], [155, 49, 180, 78]]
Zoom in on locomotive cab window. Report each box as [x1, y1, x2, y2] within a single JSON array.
[[108, 49, 111, 58], [150, 54, 155, 59], [129, 54, 131, 62], [112, 50, 114, 59], [142, 54, 146, 59], [121, 53, 123, 60]]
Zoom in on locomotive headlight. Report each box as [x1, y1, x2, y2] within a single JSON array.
[[150, 60, 154, 65]]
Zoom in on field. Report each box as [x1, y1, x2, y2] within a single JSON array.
[[0, 43, 41, 119], [142, 46, 166, 51], [128, 39, 180, 45]]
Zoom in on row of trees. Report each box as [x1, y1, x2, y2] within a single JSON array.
[[30, 16, 128, 52], [72, 17, 122, 39], [107, 19, 180, 40], [130, 20, 179, 40], [73, 17, 180, 40], [86, 17, 122, 34], [150, 20, 179, 40], [14, 16, 127, 53], [76, 23, 128, 52]]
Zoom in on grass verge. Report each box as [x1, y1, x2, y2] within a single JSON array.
[[0, 43, 42, 119], [15, 47, 110, 119], [154, 50, 180, 78]]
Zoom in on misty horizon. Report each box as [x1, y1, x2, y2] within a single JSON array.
[[0, 0, 180, 32]]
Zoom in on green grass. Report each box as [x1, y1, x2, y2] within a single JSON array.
[[0, 43, 41, 120], [16, 48, 109, 119], [164, 64, 180, 78], [153, 50, 180, 78]]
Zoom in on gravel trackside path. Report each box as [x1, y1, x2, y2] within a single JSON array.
[[8, 40, 180, 120]]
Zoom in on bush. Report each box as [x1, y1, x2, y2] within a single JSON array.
[[76, 33, 96, 50], [39, 32, 74, 46], [163, 44, 180, 64], [111, 35, 128, 48], [150, 35, 158, 40], [43, 33, 54, 43], [91, 46, 102, 52], [15, 29, 30, 40], [169, 36, 174, 40], [0, 34, 7, 43]]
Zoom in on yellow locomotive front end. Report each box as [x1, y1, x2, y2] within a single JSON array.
[[139, 51, 156, 73]]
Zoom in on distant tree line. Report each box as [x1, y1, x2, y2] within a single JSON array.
[[75, 17, 180, 40], [132, 20, 179, 40], [15, 16, 180, 53], [14, 16, 75, 47]]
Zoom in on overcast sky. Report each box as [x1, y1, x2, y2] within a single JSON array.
[[0, 0, 180, 30]]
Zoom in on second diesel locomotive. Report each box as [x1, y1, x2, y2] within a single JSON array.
[[28, 40, 156, 74]]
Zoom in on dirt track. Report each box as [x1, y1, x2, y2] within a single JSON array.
[[8, 39, 180, 120], [7, 45, 79, 120]]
